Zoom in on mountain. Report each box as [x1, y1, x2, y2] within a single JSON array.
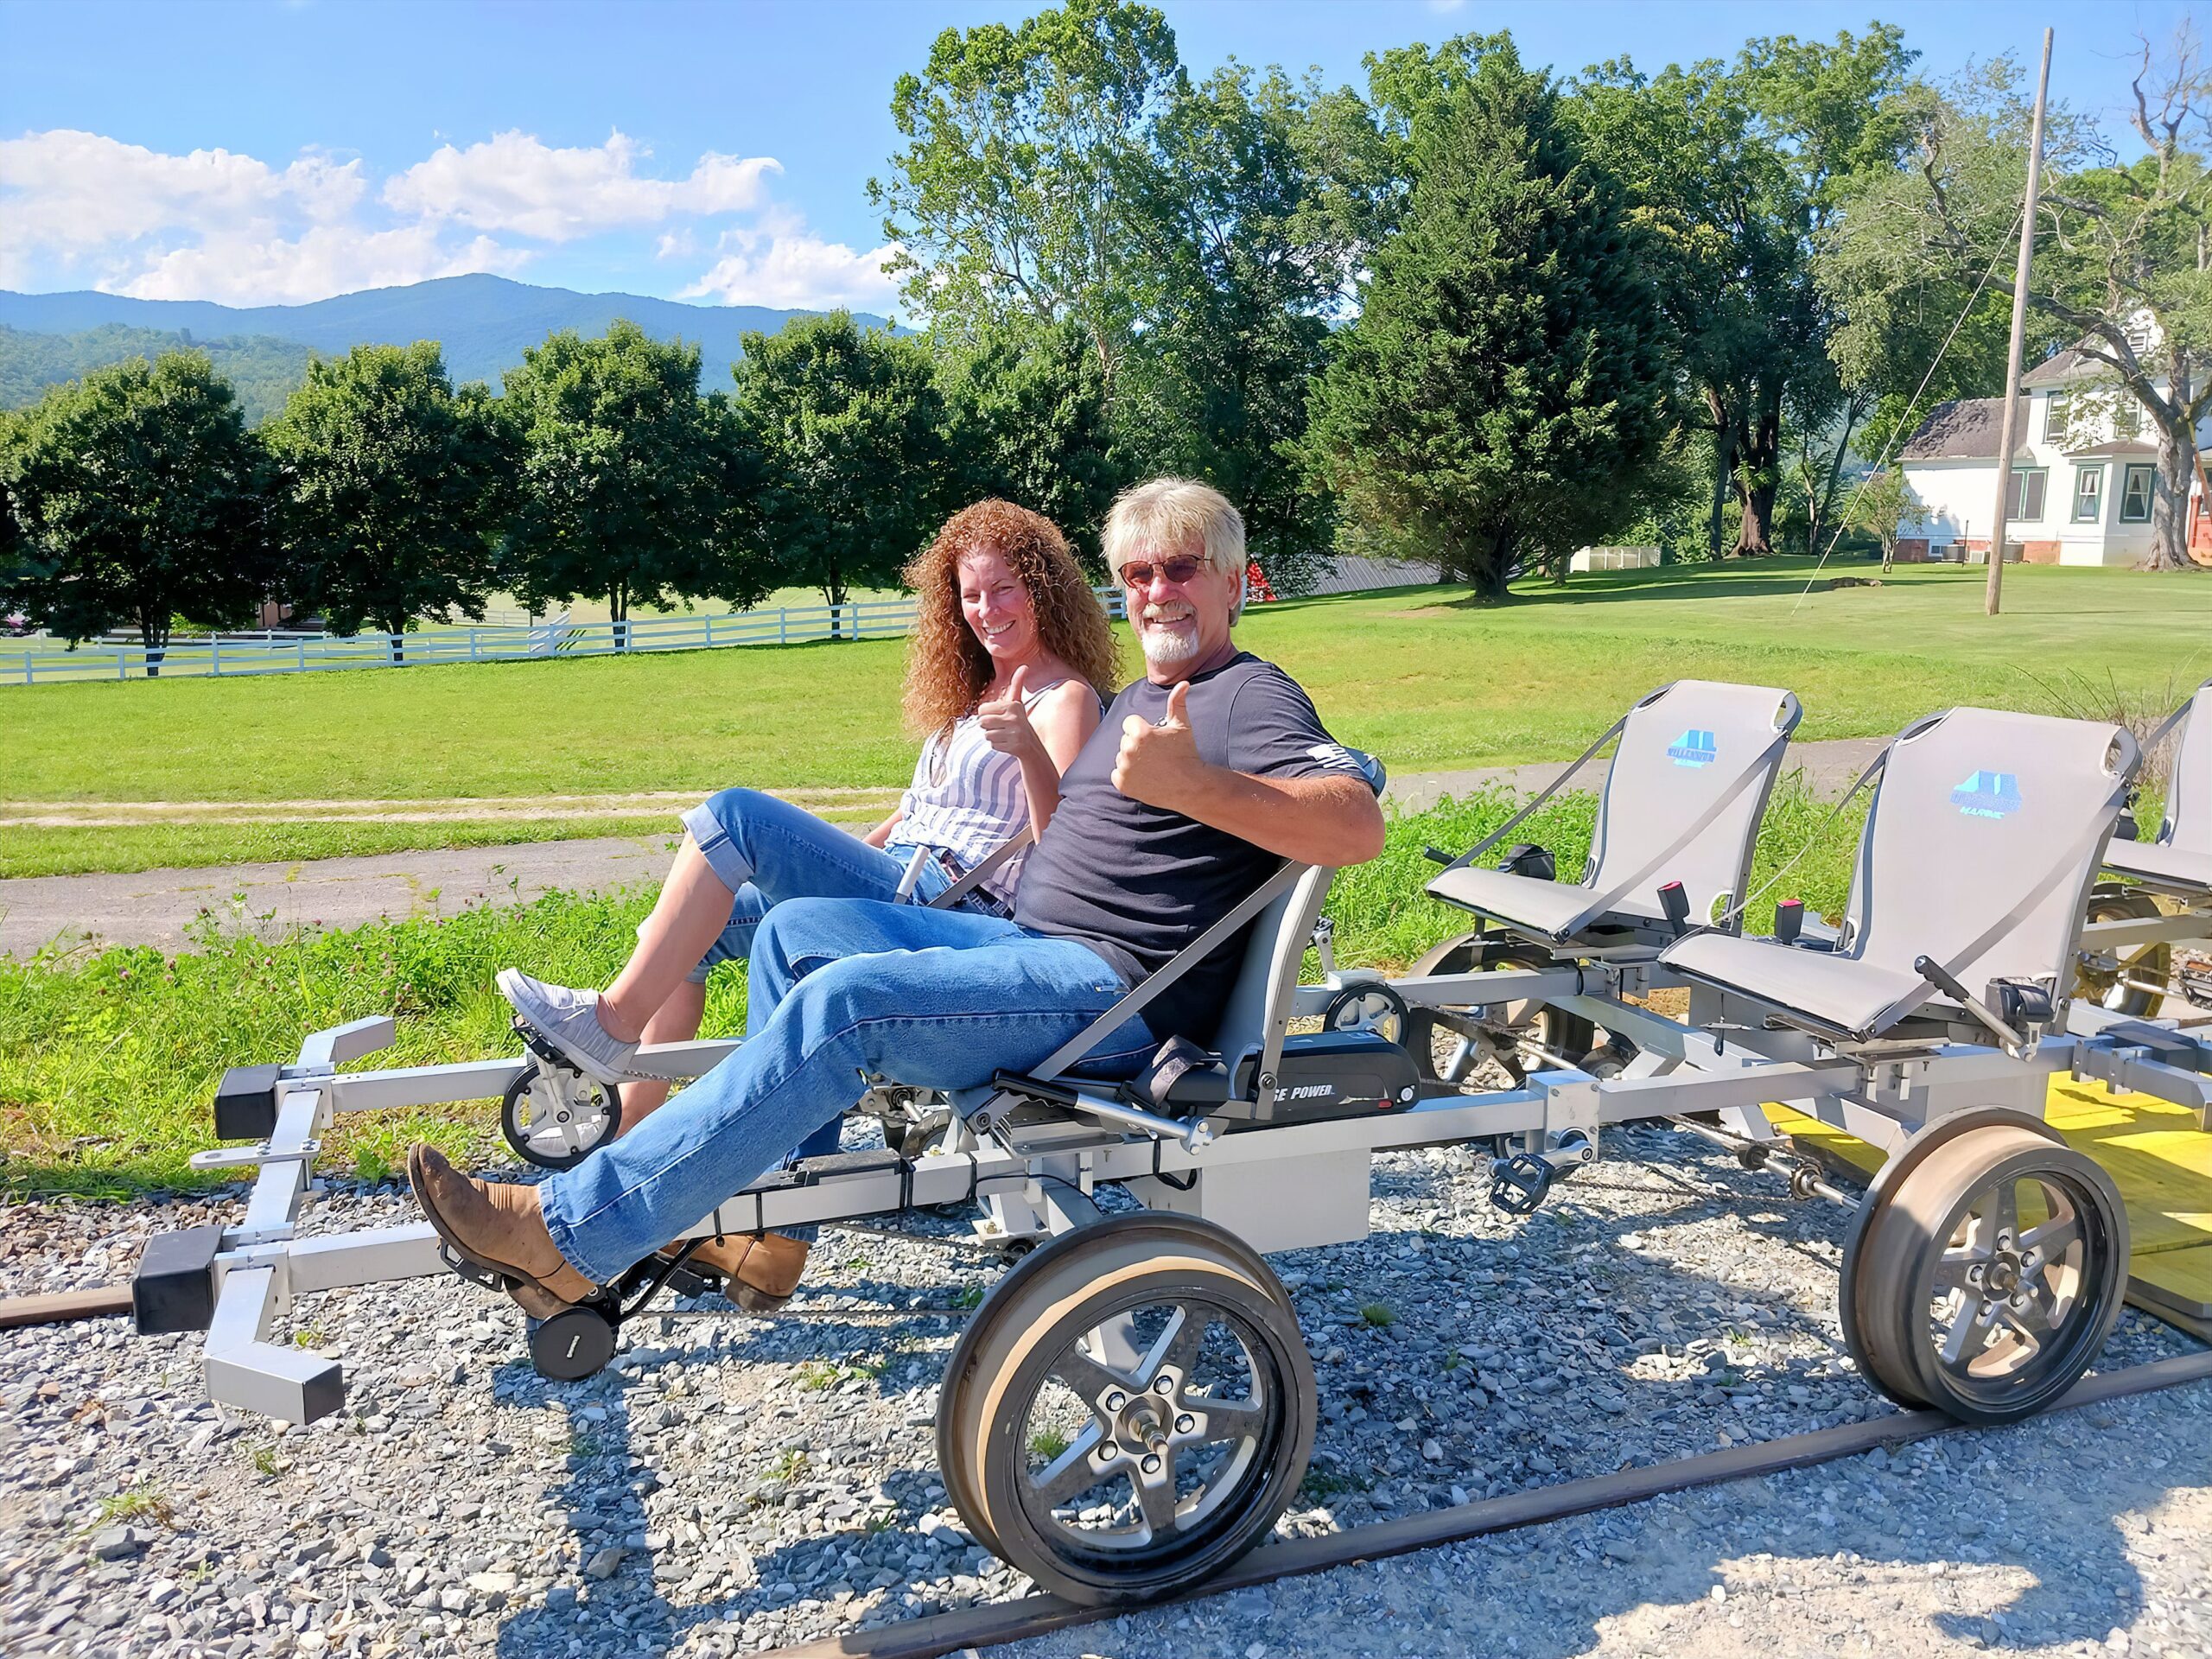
[[0, 276, 896, 395], [0, 323, 315, 425]]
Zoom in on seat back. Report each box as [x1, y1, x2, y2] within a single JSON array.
[[1211, 863, 1334, 1065], [1583, 680, 1802, 926], [1843, 708, 2137, 1004], [2153, 680, 2212, 857]]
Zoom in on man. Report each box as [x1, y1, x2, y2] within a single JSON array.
[[409, 478, 1385, 1316]]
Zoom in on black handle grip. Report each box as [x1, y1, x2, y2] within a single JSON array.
[[1913, 954, 1973, 1005], [1774, 899, 1804, 945], [1424, 846, 1455, 866], [1656, 880, 1690, 938]]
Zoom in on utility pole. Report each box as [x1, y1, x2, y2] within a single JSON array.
[[1986, 27, 2054, 617]]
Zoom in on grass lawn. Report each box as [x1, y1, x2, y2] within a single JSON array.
[[0, 785, 1865, 1198], [3, 557, 2203, 878]]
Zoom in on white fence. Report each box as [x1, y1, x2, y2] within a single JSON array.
[[6, 590, 1129, 685]]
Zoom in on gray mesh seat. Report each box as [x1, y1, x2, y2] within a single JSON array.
[[1661, 708, 2139, 1041], [1427, 680, 1802, 943], [2104, 679, 2211, 894]]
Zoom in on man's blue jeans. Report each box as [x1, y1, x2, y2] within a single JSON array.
[[537, 898, 1154, 1284]]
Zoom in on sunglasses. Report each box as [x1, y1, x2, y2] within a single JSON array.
[[1118, 556, 1207, 589]]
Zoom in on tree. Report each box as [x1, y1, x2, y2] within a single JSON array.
[[1117, 62, 1376, 589], [871, 0, 1184, 381], [263, 342, 508, 659], [0, 353, 270, 671], [1847, 466, 1921, 572], [1574, 28, 1918, 557], [1828, 38, 2212, 571], [499, 321, 726, 641], [730, 311, 952, 619], [1300, 41, 1675, 599], [937, 316, 1119, 564]]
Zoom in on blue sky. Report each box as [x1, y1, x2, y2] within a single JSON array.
[[0, 0, 2198, 313]]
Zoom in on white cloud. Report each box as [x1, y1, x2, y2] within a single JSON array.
[[0, 124, 892, 314], [118, 226, 531, 306], [0, 129, 363, 249], [680, 221, 904, 312], [384, 130, 777, 241]]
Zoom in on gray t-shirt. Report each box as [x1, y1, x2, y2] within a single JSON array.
[[1014, 652, 1369, 1045]]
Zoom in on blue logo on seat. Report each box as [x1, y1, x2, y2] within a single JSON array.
[[1667, 729, 1717, 767], [1951, 771, 2022, 819]]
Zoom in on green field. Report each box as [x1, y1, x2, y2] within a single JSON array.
[[3, 557, 2205, 879]]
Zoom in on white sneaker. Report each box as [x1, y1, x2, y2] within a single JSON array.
[[496, 969, 639, 1086]]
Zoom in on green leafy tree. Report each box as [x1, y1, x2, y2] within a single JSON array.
[[499, 321, 726, 641], [730, 311, 953, 618], [1847, 466, 1923, 572], [0, 353, 270, 671], [1827, 39, 2212, 571], [1573, 28, 1917, 557], [1300, 41, 1674, 600], [871, 0, 1185, 382], [263, 343, 509, 658], [937, 317, 1119, 563]]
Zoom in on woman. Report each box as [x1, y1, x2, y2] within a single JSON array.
[[494, 499, 1119, 1304]]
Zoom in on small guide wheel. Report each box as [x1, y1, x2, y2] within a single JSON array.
[[501, 1062, 622, 1171], [528, 1306, 617, 1381], [937, 1212, 1315, 1606], [1845, 1122, 2128, 1425], [1321, 982, 1409, 1046]]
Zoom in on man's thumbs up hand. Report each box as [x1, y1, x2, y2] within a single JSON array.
[[1112, 680, 1204, 808]]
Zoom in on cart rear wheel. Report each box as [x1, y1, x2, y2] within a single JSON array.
[[1847, 1124, 2128, 1424], [501, 1064, 621, 1171], [937, 1214, 1315, 1605], [1405, 933, 1596, 1081]]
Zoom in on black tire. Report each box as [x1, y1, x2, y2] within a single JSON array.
[[937, 1213, 1315, 1605], [1404, 932, 1596, 1079], [1848, 1124, 2128, 1424], [2074, 888, 2169, 1017], [500, 1064, 621, 1172]]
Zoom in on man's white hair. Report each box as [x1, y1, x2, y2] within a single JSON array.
[[1102, 477, 1247, 620]]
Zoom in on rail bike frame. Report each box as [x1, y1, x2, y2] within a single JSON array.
[[143, 931, 2212, 1427]]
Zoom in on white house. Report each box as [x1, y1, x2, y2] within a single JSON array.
[[1893, 343, 2212, 568]]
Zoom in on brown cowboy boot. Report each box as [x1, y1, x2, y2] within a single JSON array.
[[408, 1145, 600, 1319], [661, 1232, 810, 1313]]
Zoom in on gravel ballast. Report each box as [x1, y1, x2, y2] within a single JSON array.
[[3, 1122, 2206, 1659]]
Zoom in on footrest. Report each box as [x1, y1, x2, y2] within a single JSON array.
[[132, 1224, 224, 1335]]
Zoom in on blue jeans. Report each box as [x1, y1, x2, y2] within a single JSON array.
[[538, 898, 1156, 1283], [678, 786, 1007, 1162]]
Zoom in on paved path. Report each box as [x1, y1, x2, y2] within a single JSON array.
[[0, 739, 1888, 958]]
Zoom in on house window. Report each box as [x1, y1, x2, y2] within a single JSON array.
[[2115, 398, 2143, 440], [2044, 392, 2070, 442], [2009, 467, 2048, 521], [2120, 463, 2155, 522], [2073, 463, 2105, 522]]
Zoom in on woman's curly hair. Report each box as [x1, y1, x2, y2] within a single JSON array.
[[902, 499, 1122, 741]]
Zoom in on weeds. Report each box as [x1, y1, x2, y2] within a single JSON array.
[[766, 1449, 806, 1483], [1360, 1303, 1395, 1328], [86, 1486, 175, 1532], [1028, 1428, 1071, 1460]]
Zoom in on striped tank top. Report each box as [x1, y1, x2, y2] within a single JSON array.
[[895, 676, 1075, 905]]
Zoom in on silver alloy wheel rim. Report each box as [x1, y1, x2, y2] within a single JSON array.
[[1925, 1167, 2094, 1394]]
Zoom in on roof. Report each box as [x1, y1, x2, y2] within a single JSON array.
[[1898, 397, 2032, 461], [2065, 439, 2158, 459], [2022, 346, 2107, 389]]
